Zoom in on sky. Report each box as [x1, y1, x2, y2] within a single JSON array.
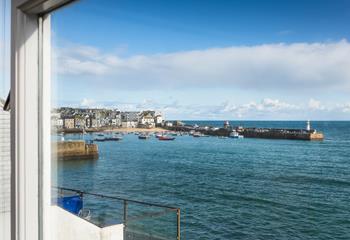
[[0, 0, 10, 100], [51, 0, 350, 120]]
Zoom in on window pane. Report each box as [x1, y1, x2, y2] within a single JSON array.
[[50, 1, 350, 240]]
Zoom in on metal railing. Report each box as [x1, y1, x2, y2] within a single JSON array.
[[55, 186, 181, 240]]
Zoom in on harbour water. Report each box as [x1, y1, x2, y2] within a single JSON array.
[[56, 121, 350, 240]]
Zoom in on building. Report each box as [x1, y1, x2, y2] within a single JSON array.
[[74, 116, 86, 129], [154, 114, 163, 126], [164, 121, 173, 127], [63, 118, 75, 129], [51, 117, 63, 129], [111, 118, 121, 127], [121, 121, 137, 128], [138, 110, 155, 128], [121, 111, 139, 122]]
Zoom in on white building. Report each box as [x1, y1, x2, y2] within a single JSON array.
[[121, 121, 137, 128], [154, 114, 163, 126], [52, 117, 63, 129], [139, 111, 155, 128]]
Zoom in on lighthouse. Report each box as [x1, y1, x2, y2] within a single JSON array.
[[224, 121, 230, 129], [306, 120, 311, 131]]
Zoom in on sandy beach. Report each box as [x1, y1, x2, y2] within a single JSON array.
[[104, 127, 169, 133]]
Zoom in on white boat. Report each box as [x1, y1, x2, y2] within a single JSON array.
[[229, 130, 244, 139]]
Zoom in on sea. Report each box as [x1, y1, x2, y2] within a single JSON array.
[[56, 121, 350, 240]]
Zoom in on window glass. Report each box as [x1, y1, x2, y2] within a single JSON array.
[[50, 1, 350, 240]]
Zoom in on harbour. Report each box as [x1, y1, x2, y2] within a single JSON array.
[[56, 121, 350, 240]]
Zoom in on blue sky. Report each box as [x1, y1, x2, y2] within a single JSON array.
[[52, 0, 350, 120]]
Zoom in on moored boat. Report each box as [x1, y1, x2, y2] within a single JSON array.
[[229, 130, 244, 139], [155, 133, 163, 138], [158, 135, 175, 141], [138, 134, 150, 140]]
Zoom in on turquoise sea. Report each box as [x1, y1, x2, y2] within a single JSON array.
[[56, 121, 350, 240]]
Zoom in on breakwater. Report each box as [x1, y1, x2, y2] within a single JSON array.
[[165, 125, 324, 140], [53, 140, 99, 160]]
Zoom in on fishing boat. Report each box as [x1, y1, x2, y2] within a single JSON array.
[[229, 130, 244, 139], [138, 134, 150, 140], [158, 135, 175, 141]]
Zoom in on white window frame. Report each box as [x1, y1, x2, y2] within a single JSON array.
[[10, 1, 75, 239]]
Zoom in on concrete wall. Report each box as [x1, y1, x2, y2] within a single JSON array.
[[0, 103, 10, 240], [51, 206, 124, 240]]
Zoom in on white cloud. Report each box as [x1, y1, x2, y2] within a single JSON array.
[[308, 98, 325, 110], [342, 103, 350, 113], [80, 98, 96, 108], [79, 97, 350, 120], [55, 40, 350, 92]]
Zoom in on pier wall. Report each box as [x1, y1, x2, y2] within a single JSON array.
[[164, 126, 324, 141], [242, 129, 324, 140], [53, 141, 99, 160]]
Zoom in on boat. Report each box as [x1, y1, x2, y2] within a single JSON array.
[[138, 134, 150, 140], [158, 136, 175, 141], [193, 132, 204, 137], [104, 134, 123, 141], [94, 134, 105, 141], [229, 130, 244, 139], [155, 133, 163, 138], [106, 136, 123, 141]]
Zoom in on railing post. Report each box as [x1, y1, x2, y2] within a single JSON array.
[[177, 209, 181, 240], [123, 200, 128, 239], [123, 200, 128, 224]]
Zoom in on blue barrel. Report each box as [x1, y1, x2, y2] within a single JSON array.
[[57, 195, 83, 215]]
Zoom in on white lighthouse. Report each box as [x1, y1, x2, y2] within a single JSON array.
[[306, 120, 311, 131]]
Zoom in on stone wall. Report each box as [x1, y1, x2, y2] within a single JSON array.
[[53, 141, 99, 160]]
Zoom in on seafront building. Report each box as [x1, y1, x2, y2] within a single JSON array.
[[52, 107, 165, 130]]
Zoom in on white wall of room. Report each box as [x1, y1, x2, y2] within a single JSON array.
[[0, 103, 11, 240]]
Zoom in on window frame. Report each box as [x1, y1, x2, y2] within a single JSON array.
[[10, 1, 76, 239]]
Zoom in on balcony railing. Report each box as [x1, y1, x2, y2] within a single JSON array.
[[54, 186, 181, 240]]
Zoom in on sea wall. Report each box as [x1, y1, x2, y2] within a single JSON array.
[[164, 126, 324, 141], [242, 129, 324, 140], [53, 141, 99, 160]]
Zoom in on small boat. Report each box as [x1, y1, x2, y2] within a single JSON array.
[[193, 132, 203, 137], [138, 134, 150, 140], [94, 133, 105, 141], [106, 136, 123, 141], [155, 133, 163, 138], [158, 136, 175, 141], [229, 131, 244, 139], [218, 136, 228, 139], [94, 136, 105, 141]]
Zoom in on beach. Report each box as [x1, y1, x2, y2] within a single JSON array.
[[104, 127, 169, 133]]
